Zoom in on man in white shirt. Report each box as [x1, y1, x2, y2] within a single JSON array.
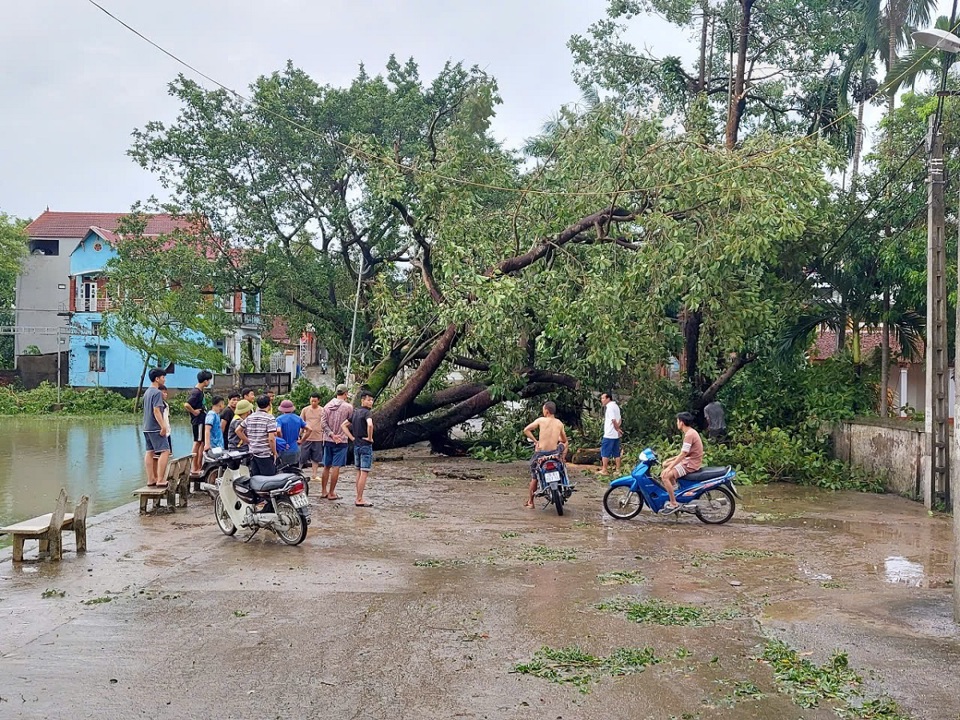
[[600, 392, 623, 475]]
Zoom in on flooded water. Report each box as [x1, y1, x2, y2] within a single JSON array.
[[0, 417, 194, 526]]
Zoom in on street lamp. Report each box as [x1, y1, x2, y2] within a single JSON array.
[[912, 27, 960, 623]]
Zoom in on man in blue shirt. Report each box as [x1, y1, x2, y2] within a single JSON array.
[[276, 399, 306, 468], [204, 396, 226, 452]]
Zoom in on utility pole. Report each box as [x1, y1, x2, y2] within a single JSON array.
[[956, 185, 960, 623], [925, 115, 950, 511]]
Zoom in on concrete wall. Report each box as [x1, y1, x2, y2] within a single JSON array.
[[832, 418, 934, 497], [14, 241, 72, 356]]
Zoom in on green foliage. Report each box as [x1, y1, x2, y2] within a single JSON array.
[[759, 639, 910, 717], [708, 426, 883, 492], [0, 383, 135, 416], [22, 345, 40, 356], [514, 645, 660, 693], [517, 545, 578, 563], [41, 588, 66, 599], [619, 376, 686, 444], [0, 212, 27, 368], [286, 378, 332, 410], [103, 212, 235, 388], [596, 570, 645, 586], [597, 597, 739, 625]]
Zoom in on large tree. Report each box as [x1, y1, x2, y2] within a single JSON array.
[[568, 0, 864, 149], [131, 61, 835, 449]]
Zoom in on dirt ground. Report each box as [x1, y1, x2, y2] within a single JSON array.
[[1, 449, 958, 720]]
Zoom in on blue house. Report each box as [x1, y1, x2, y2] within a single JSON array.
[[64, 222, 263, 391]]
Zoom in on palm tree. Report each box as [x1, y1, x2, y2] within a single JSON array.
[[884, 15, 951, 95]]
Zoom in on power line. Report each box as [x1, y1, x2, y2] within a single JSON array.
[[83, 0, 948, 199]]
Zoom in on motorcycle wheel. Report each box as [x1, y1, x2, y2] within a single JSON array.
[[603, 486, 644, 520], [554, 487, 565, 516], [694, 486, 736, 525], [275, 500, 308, 546], [214, 495, 237, 536]]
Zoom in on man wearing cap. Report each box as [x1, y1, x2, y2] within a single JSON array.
[[320, 384, 353, 500], [276, 399, 306, 469]]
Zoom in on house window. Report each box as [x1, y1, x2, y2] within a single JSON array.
[[244, 292, 260, 314], [91, 321, 103, 337], [79, 281, 98, 312], [88, 349, 106, 373]]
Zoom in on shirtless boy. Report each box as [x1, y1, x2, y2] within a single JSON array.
[[522, 401, 568, 509], [660, 411, 704, 514]]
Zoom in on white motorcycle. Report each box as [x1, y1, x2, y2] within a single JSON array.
[[200, 449, 310, 546]]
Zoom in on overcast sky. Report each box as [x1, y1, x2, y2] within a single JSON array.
[[0, 0, 690, 220], [1, 1, 954, 220]]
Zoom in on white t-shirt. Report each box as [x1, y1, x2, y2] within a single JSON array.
[[603, 402, 621, 439]]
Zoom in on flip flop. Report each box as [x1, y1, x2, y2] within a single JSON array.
[[327, 495, 343, 501], [355, 502, 374, 507], [155, 482, 169, 488]]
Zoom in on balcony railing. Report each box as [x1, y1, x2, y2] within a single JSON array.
[[74, 297, 114, 313]]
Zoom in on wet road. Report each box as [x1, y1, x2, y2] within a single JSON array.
[[1, 451, 958, 719]]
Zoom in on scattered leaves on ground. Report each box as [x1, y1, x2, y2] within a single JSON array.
[[413, 559, 467, 568], [500, 531, 520, 539], [514, 645, 660, 693], [517, 545, 578, 563], [597, 597, 740, 626], [233, 610, 249, 618], [41, 589, 65, 599], [596, 570, 645, 586], [761, 639, 912, 718], [81, 596, 113, 606], [408, 511, 428, 519]]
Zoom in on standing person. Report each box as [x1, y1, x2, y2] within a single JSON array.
[[600, 392, 623, 475], [204, 396, 226, 452], [342, 391, 375, 507], [227, 399, 253, 450], [660, 411, 704, 514], [276, 399, 306, 468], [320, 384, 353, 500], [184, 370, 213, 474], [236, 395, 278, 477], [521, 401, 568, 509], [704, 400, 727, 443], [267, 390, 276, 408], [241, 387, 256, 406], [299, 393, 325, 485], [142, 368, 171, 487], [220, 392, 240, 436]]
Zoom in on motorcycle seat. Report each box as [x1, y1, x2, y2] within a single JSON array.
[[248, 473, 297, 492], [683, 466, 731, 483]]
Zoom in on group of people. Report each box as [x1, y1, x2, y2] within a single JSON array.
[[140, 370, 377, 507], [524, 392, 724, 515]]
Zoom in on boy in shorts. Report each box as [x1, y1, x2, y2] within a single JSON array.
[[660, 411, 703, 514], [342, 391, 375, 507], [522, 401, 568, 509]]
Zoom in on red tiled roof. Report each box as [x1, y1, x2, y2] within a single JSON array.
[[812, 329, 913, 362], [25, 211, 188, 239], [269, 317, 291, 343]]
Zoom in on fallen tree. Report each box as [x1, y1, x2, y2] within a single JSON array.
[[131, 60, 836, 449]]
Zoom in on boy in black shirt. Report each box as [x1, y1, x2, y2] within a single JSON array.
[[184, 370, 212, 475], [342, 391, 375, 507]]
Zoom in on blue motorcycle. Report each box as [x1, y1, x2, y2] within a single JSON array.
[[602, 448, 738, 524]]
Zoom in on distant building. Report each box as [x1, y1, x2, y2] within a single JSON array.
[[16, 210, 263, 391]]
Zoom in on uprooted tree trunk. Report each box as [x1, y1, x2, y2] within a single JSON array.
[[367, 207, 631, 450]]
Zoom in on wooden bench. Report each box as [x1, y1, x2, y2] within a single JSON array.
[[1, 489, 89, 562], [133, 454, 193, 513]]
